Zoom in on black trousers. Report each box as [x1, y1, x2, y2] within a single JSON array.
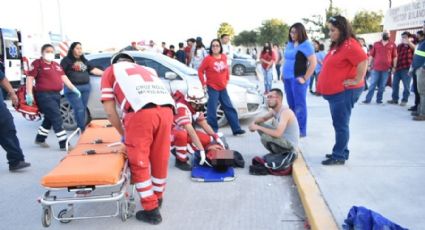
[[0, 103, 25, 166], [35, 92, 67, 148]]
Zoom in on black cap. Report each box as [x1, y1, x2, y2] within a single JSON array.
[[111, 52, 135, 64]]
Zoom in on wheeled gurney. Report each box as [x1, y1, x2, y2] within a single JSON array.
[[38, 120, 135, 227]]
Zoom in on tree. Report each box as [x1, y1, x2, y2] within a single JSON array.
[[352, 10, 384, 34], [302, 15, 325, 40], [217, 22, 235, 39], [303, 0, 343, 39], [233, 30, 258, 46], [258, 18, 289, 45]]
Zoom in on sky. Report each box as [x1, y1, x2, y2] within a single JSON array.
[[0, 0, 415, 51]]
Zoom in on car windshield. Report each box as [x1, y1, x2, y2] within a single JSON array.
[[160, 54, 198, 76]]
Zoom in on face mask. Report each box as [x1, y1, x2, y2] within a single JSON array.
[[382, 34, 389, 41], [43, 53, 55, 62]]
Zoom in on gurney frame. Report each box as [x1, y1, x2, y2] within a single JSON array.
[[38, 129, 136, 227]]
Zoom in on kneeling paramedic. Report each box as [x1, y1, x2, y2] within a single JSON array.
[[101, 52, 175, 225], [249, 88, 300, 153], [172, 88, 225, 171]]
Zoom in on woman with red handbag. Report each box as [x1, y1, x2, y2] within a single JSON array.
[[26, 44, 81, 151]]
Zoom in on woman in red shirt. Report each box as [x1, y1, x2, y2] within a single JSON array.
[[316, 16, 368, 165], [26, 44, 81, 151], [198, 39, 245, 135], [260, 43, 275, 94]]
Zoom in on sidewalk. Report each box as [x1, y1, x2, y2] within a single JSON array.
[[300, 89, 425, 229]]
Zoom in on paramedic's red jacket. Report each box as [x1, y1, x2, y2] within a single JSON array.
[[197, 54, 229, 91], [317, 38, 368, 95]]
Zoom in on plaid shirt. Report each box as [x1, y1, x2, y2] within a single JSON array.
[[396, 43, 414, 71]]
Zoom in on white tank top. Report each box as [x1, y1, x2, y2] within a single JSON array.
[[272, 107, 299, 147]]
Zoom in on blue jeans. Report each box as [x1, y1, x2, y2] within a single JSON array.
[[323, 87, 363, 160], [0, 103, 25, 166], [207, 86, 242, 133], [64, 84, 91, 131], [35, 91, 67, 148], [365, 70, 389, 103], [391, 68, 411, 102], [262, 67, 273, 93], [275, 64, 281, 81], [283, 77, 309, 136]]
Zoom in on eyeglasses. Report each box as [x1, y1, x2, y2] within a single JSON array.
[[290, 30, 297, 35], [266, 95, 278, 99], [211, 44, 220, 48]]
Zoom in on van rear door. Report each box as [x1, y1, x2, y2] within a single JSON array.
[[0, 28, 22, 87]]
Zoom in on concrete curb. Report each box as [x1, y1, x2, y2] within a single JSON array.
[[292, 153, 339, 230]]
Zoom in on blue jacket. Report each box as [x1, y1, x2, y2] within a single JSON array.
[[343, 206, 408, 230], [412, 40, 425, 69]]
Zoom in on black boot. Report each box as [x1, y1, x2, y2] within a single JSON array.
[[136, 208, 162, 225], [175, 159, 192, 171], [9, 161, 31, 171]]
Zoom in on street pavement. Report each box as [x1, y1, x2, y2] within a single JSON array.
[[0, 97, 305, 230], [301, 86, 425, 229], [2, 74, 422, 230]]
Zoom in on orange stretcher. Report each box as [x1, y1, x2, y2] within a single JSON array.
[[38, 120, 135, 228]]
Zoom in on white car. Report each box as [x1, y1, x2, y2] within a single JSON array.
[[60, 51, 264, 130]]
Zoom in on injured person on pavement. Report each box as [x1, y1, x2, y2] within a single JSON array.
[[171, 88, 226, 171]]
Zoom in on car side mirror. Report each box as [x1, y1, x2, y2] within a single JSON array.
[[165, 72, 177, 80]]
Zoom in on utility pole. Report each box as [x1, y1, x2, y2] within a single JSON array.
[[389, 0, 392, 8], [57, 0, 64, 41]]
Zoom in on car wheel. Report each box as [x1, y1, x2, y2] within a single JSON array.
[[60, 97, 91, 131], [232, 64, 245, 76], [204, 103, 228, 127]]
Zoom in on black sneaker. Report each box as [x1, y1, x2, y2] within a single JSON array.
[[387, 100, 398, 104], [321, 158, 345, 166], [408, 106, 417, 111], [35, 141, 49, 148], [325, 154, 332, 159], [9, 161, 31, 172], [362, 100, 370, 104], [175, 159, 192, 171], [136, 208, 162, 225], [233, 129, 246, 136], [411, 111, 420, 116], [377, 101, 383, 104]]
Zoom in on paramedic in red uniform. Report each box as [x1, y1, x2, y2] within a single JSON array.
[[26, 44, 81, 151], [101, 52, 174, 225], [172, 88, 225, 171]]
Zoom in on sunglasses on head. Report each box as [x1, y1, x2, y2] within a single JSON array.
[[328, 16, 336, 22]]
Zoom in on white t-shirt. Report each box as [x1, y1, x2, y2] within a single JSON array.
[[222, 43, 233, 65]]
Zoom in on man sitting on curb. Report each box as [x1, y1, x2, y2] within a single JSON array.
[[248, 88, 299, 153], [172, 88, 225, 171]]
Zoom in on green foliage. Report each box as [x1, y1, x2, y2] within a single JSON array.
[[233, 30, 258, 46], [352, 10, 384, 34], [217, 22, 235, 39], [258, 18, 289, 45]]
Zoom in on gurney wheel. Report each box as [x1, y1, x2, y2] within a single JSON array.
[[41, 206, 52, 227], [58, 209, 72, 224], [120, 201, 128, 222]]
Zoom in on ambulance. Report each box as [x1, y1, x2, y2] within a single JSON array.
[[0, 28, 22, 88], [0, 27, 65, 89]]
